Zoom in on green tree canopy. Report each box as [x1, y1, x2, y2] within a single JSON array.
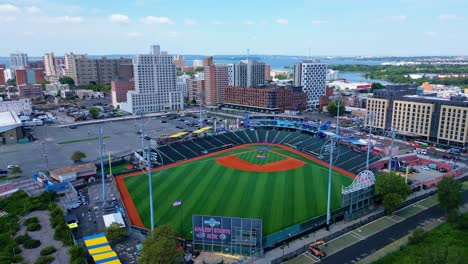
[[275, 73, 288, 80], [88, 107, 100, 119], [70, 151, 86, 162], [59, 76, 75, 86], [326, 99, 346, 117], [437, 177, 463, 220], [195, 67, 204, 72], [139, 225, 183, 264], [9, 166, 22, 175], [105, 222, 127, 242], [376, 172, 411, 213], [6, 79, 16, 86], [370, 82, 384, 92]]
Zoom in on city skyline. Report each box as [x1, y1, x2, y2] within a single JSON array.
[[0, 0, 467, 56]]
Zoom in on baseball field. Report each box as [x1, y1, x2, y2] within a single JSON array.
[[115, 144, 355, 237]]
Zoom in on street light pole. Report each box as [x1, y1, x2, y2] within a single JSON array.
[[388, 127, 396, 173], [326, 138, 334, 227], [98, 126, 106, 206], [366, 112, 374, 170], [336, 95, 341, 135]]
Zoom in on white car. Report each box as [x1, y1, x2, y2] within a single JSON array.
[[7, 165, 18, 169], [421, 165, 430, 171]]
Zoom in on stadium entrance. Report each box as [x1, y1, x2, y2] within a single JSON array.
[[341, 170, 376, 220], [192, 215, 263, 257]]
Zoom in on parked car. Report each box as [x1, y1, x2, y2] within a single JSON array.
[[144, 135, 151, 140], [442, 154, 452, 159], [439, 168, 448, 173], [69, 125, 77, 129], [160, 120, 167, 123], [0, 170, 7, 176], [421, 165, 430, 171]]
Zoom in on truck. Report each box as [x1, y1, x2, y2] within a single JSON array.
[[309, 240, 327, 259]]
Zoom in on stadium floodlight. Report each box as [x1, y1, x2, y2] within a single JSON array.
[[320, 138, 340, 227]]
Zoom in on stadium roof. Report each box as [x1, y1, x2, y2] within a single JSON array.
[[169, 131, 189, 138], [193, 126, 212, 134], [0, 111, 22, 133]]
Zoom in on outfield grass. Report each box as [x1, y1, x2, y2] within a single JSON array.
[[123, 145, 353, 237]]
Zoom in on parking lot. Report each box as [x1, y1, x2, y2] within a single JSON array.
[[0, 113, 235, 179]]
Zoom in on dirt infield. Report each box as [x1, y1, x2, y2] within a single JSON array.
[[114, 143, 357, 228], [215, 155, 306, 172]]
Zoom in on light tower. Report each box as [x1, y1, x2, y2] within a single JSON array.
[[98, 126, 106, 205]]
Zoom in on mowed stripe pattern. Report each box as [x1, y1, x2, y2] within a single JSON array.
[[123, 145, 353, 237]]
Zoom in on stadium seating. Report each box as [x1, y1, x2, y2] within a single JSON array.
[[234, 131, 251, 143], [256, 129, 267, 142]]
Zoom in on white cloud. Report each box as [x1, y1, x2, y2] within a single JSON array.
[[0, 16, 16, 23], [0, 4, 20, 13], [311, 20, 328, 25], [141, 16, 174, 24], [169, 31, 178, 38], [384, 15, 407, 21], [55, 16, 83, 23], [65, 5, 83, 14], [109, 13, 130, 24], [127, 32, 143, 37], [211, 20, 222, 25], [26, 6, 41, 14], [244, 20, 255, 25], [425, 31, 437, 37], [276, 18, 288, 25], [184, 18, 197, 25], [438, 14, 460, 21]]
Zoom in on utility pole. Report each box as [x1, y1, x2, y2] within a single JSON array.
[[41, 141, 48, 169], [336, 95, 341, 135], [140, 112, 145, 150], [366, 112, 374, 170], [98, 126, 106, 206], [326, 139, 334, 227], [388, 127, 396, 173], [147, 150, 154, 233]]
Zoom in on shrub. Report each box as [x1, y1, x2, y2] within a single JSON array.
[[27, 222, 42, 232], [68, 245, 85, 264], [14, 233, 31, 244], [35, 255, 55, 264], [23, 239, 41, 249], [24, 217, 39, 225], [11, 254, 23, 263], [40, 246, 56, 256], [408, 227, 427, 245]]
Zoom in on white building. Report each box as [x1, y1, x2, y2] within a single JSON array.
[[227, 60, 265, 88], [10, 53, 28, 69], [176, 76, 189, 99], [0, 98, 32, 115], [121, 45, 184, 113], [64, 52, 88, 80], [3, 69, 15, 81], [327, 69, 339, 81], [43, 52, 56, 76], [193, 59, 203, 67], [294, 60, 327, 109], [45, 83, 69, 92]]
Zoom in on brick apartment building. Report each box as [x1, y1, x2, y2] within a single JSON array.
[[111, 79, 135, 108], [18, 84, 42, 99], [223, 85, 307, 113]]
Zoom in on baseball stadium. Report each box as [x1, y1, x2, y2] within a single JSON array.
[[115, 120, 380, 252]]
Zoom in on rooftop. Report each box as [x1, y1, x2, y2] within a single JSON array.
[[50, 163, 97, 176], [0, 111, 22, 133]]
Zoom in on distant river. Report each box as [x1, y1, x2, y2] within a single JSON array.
[[338, 71, 393, 84]]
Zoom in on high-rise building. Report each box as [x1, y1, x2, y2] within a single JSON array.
[[265, 64, 272, 81], [15, 69, 45, 85], [111, 79, 135, 108], [294, 60, 327, 109], [120, 45, 184, 113], [204, 57, 229, 105], [193, 59, 203, 67], [228, 60, 266, 88], [0, 69, 5, 86], [43, 52, 56, 76], [177, 76, 190, 99], [66, 56, 132, 85], [64, 52, 88, 80], [188, 79, 205, 103], [15, 69, 27, 86], [10, 53, 28, 69], [173, 55, 186, 68], [34, 69, 45, 83]]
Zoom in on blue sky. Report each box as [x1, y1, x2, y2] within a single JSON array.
[[1, 0, 467, 56]]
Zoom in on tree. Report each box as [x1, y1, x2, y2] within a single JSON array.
[[437, 177, 463, 221], [88, 107, 100, 119], [326, 99, 345, 117], [67, 245, 85, 264], [9, 166, 22, 176], [276, 73, 288, 80], [139, 225, 183, 264], [375, 172, 411, 213], [105, 222, 126, 242], [6, 79, 16, 86], [59, 76, 75, 86], [370, 82, 384, 91], [70, 151, 86, 163], [195, 67, 204, 72]]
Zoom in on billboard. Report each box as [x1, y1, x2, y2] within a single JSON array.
[[192, 215, 262, 255]]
